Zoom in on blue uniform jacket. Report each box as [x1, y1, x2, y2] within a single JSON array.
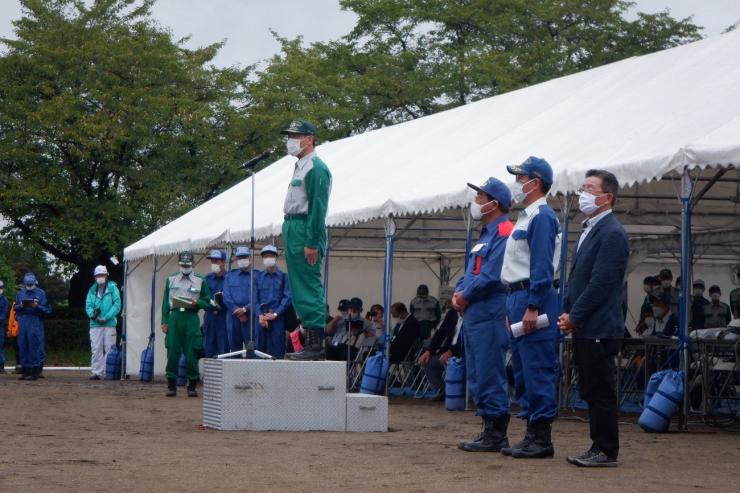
[[14, 287, 53, 318], [204, 272, 226, 311], [0, 295, 9, 323], [455, 215, 513, 323], [256, 269, 291, 316], [564, 212, 630, 339], [223, 269, 258, 314], [520, 205, 559, 308]]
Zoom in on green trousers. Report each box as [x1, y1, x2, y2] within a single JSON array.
[[165, 310, 202, 380], [282, 218, 326, 330]]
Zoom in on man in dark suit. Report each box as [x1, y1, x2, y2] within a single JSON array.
[[558, 169, 629, 468], [388, 302, 421, 363]]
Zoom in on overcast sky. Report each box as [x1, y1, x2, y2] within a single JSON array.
[[1, 0, 739, 69]]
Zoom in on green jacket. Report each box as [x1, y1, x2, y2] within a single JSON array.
[[85, 280, 122, 328]]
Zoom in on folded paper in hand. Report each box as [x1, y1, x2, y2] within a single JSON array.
[[172, 296, 195, 309], [509, 314, 549, 338]]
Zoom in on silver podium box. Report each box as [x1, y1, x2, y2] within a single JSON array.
[[202, 359, 347, 431], [346, 393, 388, 432]]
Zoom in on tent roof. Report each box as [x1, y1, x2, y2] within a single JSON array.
[[124, 30, 740, 261]]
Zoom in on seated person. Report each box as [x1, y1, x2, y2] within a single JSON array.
[[365, 304, 385, 346], [644, 293, 679, 338], [417, 306, 461, 399], [388, 302, 421, 363], [327, 297, 375, 361]]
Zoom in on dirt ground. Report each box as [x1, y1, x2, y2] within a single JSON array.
[[1, 372, 738, 493]]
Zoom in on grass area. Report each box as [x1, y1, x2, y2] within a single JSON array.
[[2, 347, 90, 367]]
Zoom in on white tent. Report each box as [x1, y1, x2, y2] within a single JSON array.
[[123, 30, 740, 378]]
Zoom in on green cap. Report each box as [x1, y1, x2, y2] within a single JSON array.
[[280, 119, 317, 136], [178, 251, 194, 265]]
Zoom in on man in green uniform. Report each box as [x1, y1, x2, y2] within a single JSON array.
[[161, 251, 211, 397], [281, 119, 332, 361]]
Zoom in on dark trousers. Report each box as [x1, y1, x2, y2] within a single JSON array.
[[573, 338, 620, 459]]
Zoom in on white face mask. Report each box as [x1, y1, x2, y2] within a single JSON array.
[[95, 277, 107, 285], [263, 257, 277, 269], [692, 289, 704, 297], [578, 191, 605, 216], [652, 306, 665, 318], [0, 289, 3, 295], [711, 293, 721, 302], [25, 284, 35, 290], [210, 263, 222, 274], [661, 280, 672, 289], [509, 179, 535, 204], [286, 138, 304, 156], [645, 318, 656, 330], [391, 317, 401, 327], [470, 199, 495, 220], [237, 258, 250, 269], [180, 267, 193, 275]]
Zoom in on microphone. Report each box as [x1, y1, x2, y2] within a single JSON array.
[[239, 150, 272, 170]]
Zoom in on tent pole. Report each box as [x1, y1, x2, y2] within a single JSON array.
[[120, 260, 128, 380], [149, 256, 158, 371], [383, 216, 397, 395], [679, 166, 693, 431], [324, 228, 331, 300], [463, 208, 473, 269], [247, 169, 256, 359], [226, 242, 233, 271], [557, 194, 572, 410]]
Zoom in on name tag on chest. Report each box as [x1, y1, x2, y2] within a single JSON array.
[[471, 243, 487, 253]]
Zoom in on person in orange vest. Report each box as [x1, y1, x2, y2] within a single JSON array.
[[0, 280, 9, 373]]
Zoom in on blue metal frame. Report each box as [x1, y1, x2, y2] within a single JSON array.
[[678, 167, 692, 430], [382, 216, 396, 394]]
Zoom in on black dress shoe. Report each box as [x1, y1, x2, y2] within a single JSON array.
[[90, 375, 101, 380], [572, 451, 618, 467]]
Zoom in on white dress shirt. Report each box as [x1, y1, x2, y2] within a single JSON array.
[[577, 209, 612, 251]]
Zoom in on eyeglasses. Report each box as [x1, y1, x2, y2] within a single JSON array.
[[578, 186, 605, 195]]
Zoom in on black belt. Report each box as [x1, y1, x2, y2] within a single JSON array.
[[284, 213, 307, 220], [170, 308, 197, 313], [507, 280, 530, 293]]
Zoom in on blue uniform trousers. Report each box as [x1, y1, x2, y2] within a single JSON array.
[[463, 313, 511, 417], [227, 314, 255, 352], [255, 317, 286, 359], [16, 315, 45, 368], [507, 288, 559, 423], [203, 311, 229, 358]]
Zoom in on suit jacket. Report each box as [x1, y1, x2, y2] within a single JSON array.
[[389, 314, 421, 363], [564, 212, 630, 339], [425, 309, 462, 357]]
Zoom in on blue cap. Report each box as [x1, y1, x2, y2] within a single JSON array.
[[234, 246, 251, 257], [467, 177, 512, 209], [506, 156, 553, 186], [23, 272, 37, 285], [207, 249, 226, 260], [260, 245, 278, 256]]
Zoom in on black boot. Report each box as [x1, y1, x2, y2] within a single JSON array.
[[13, 365, 22, 375], [286, 328, 325, 361], [511, 420, 555, 459], [28, 366, 40, 381], [37, 363, 44, 378], [501, 419, 532, 456], [166, 378, 177, 397], [18, 367, 31, 380], [458, 414, 510, 452], [187, 379, 198, 397], [0, 363, 5, 374]]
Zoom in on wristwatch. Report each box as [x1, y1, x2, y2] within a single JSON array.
[[526, 304, 539, 311]]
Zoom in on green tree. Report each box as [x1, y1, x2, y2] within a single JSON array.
[[0, 0, 254, 305]]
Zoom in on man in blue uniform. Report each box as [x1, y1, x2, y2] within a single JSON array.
[[453, 177, 514, 452], [14, 273, 52, 381], [256, 245, 291, 359], [203, 249, 229, 358], [500, 156, 561, 459], [223, 246, 258, 352], [0, 280, 9, 373]]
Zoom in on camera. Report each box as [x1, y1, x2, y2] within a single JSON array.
[[92, 308, 101, 319]]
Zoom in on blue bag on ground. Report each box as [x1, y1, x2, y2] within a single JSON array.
[[445, 357, 466, 411], [360, 353, 388, 395], [140, 335, 154, 382], [643, 369, 672, 409], [639, 370, 684, 432], [176, 352, 187, 386], [104, 345, 121, 380]]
